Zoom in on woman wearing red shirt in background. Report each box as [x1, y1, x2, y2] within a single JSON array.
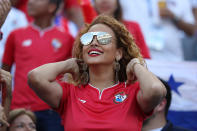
[[15, 0, 84, 28]]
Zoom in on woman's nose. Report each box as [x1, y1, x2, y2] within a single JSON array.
[[90, 36, 99, 46]]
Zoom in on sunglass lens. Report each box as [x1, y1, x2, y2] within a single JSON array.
[[80, 33, 93, 45], [97, 32, 112, 45]]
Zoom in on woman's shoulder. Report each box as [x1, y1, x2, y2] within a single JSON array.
[[119, 82, 140, 92]]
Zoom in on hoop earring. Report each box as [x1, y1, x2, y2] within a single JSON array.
[[114, 60, 120, 83]]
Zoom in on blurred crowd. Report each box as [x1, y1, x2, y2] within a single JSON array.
[[0, 0, 196, 130]]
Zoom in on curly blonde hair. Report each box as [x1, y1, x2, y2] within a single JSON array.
[[73, 15, 144, 85]]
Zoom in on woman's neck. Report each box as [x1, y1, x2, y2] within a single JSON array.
[[88, 65, 116, 91]]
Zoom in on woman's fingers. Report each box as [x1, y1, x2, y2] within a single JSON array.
[[0, 106, 9, 127], [0, 69, 12, 88], [126, 59, 138, 84], [0, 119, 9, 127]]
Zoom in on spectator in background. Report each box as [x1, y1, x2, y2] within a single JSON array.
[[181, 0, 197, 61], [142, 78, 191, 131], [1, 0, 74, 130], [7, 108, 36, 131], [0, 2, 12, 123], [0, 0, 11, 29], [120, 0, 195, 61], [62, 0, 84, 29], [13, 0, 82, 38], [190, 0, 197, 22], [85, 0, 151, 59], [54, 1, 78, 37], [0, 68, 12, 131], [14, 0, 84, 29], [0, 0, 28, 66]]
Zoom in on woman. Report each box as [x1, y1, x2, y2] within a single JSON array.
[[7, 108, 36, 131], [81, 0, 151, 58], [28, 15, 166, 131]]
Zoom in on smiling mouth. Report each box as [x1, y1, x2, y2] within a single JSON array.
[[88, 50, 103, 55]]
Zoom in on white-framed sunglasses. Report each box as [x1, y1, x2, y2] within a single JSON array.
[[80, 32, 112, 46]]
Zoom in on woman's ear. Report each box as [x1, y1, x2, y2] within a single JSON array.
[[154, 99, 167, 113], [116, 48, 123, 61]]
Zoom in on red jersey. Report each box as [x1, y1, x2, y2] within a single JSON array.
[[56, 82, 150, 131], [2, 24, 74, 111], [123, 21, 151, 59], [64, 0, 79, 9]]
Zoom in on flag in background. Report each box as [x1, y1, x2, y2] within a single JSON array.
[[146, 60, 197, 131]]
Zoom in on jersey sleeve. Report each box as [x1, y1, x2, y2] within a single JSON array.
[[133, 82, 153, 120], [2, 31, 16, 66], [54, 80, 71, 121]]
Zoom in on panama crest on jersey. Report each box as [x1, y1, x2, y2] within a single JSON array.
[[113, 92, 127, 104], [22, 39, 32, 47], [52, 39, 62, 51]]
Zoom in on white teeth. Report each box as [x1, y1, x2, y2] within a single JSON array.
[[89, 51, 102, 55]]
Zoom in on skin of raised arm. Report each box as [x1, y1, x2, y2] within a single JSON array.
[[0, 105, 9, 131], [27, 58, 79, 108], [126, 59, 166, 113]]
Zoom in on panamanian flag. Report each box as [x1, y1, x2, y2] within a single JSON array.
[[146, 60, 197, 131]]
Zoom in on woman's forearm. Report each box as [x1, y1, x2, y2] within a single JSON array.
[[27, 58, 77, 108], [134, 64, 166, 112], [29, 59, 75, 82], [4, 84, 12, 117]]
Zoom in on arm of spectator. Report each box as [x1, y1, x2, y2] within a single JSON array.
[[0, 69, 12, 131], [160, 8, 196, 36], [65, 7, 84, 29], [63, 0, 84, 29], [1, 64, 11, 73], [0, 0, 11, 28], [0, 69, 12, 116], [192, 7, 197, 23], [78, 0, 97, 24], [0, 105, 9, 131]]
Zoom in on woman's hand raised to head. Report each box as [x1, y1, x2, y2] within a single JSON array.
[[126, 58, 142, 84], [66, 58, 81, 82]]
